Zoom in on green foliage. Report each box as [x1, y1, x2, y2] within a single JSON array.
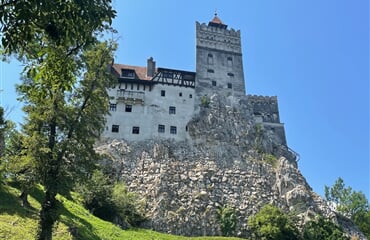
[[112, 182, 146, 227], [216, 205, 238, 236], [302, 216, 349, 240], [248, 204, 299, 240], [262, 154, 278, 168], [201, 95, 210, 107], [75, 170, 116, 221], [325, 178, 370, 238], [0, 0, 116, 55]]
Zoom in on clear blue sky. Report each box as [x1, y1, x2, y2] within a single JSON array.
[[1, 0, 369, 198]]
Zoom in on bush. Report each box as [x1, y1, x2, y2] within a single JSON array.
[[216, 205, 238, 236], [112, 182, 146, 227], [302, 216, 349, 240], [248, 204, 299, 240]]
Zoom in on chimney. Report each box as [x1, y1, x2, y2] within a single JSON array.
[[147, 57, 156, 77]]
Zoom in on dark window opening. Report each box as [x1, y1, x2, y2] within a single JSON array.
[[179, 92, 182, 97], [227, 72, 234, 77], [169, 106, 176, 114], [112, 125, 119, 133], [109, 103, 117, 111], [170, 126, 177, 134], [121, 69, 135, 78], [132, 126, 140, 134], [212, 81, 217, 86], [125, 105, 132, 112], [189, 94, 193, 98], [137, 84, 140, 90], [227, 83, 232, 89], [158, 124, 165, 133], [207, 69, 214, 73], [161, 90, 166, 97]]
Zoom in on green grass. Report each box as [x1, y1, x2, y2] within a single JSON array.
[[0, 182, 244, 240]]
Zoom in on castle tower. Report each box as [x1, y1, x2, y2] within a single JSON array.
[[195, 14, 246, 104]]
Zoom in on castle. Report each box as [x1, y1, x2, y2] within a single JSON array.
[[103, 14, 286, 145]]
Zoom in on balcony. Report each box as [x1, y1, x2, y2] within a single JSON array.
[[116, 90, 145, 104]]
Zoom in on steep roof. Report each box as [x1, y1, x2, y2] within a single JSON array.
[[208, 13, 228, 29]]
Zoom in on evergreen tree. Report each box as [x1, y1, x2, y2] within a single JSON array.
[[1, 1, 116, 239]]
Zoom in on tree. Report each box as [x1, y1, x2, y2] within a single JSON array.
[[302, 216, 349, 240], [248, 204, 300, 240], [112, 181, 146, 227], [216, 205, 238, 236], [325, 177, 370, 238], [1, 2, 117, 239]]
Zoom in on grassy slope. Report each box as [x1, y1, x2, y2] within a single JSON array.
[[0, 183, 244, 240]]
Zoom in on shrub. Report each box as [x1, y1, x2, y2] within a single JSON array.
[[216, 205, 238, 236], [302, 216, 349, 240], [248, 204, 299, 240]]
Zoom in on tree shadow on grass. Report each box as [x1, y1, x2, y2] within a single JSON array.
[[0, 182, 39, 218], [57, 201, 101, 240]]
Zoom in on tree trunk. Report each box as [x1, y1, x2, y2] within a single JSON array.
[[37, 189, 57, 240], [19, 190, 30, 208]]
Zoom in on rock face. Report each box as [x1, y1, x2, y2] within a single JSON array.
[[96, 94, 366, 239]]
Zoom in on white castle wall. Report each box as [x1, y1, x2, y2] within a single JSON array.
[[103, 83, 195, 141]]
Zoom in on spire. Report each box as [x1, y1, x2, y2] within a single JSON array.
[[208, 12, 227, 29]]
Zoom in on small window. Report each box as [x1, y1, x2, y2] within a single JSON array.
[[207, 53, 213, 65], [112, 125, 119, 133], [227, 83, 232, 89], [125, 105, 132, 112], [170, 126, 177, 134], [227, 57, 233, 67], [189, 94, 193, 98], [169, 106, 176, 114], [207, 69, 214, 73], [109, 103, 117, 111], [227, 73, 234, 77], [132, 126, 140, 134], [158, 124, 165, 133], [161, 90, 166, 97], [137, 84, 140, 90], [121, 69, 135, 78], [212, 81, 217, 86], [179, 92, 182, 97]]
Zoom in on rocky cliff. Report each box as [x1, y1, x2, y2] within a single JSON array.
[[96, 94, 366, 239]]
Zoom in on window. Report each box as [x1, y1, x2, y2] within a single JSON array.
[[121, 69, 135, 78], [170, 126, 177, 134], [112, 125, 119, 133], [227, 57, 233, 67], [212, 81, 217, 86], [125, 104, 132, 112], [158, 124, 165, 133], [109, 103, 117, 111], [227, 72, 234, 77], [161, 90, 166, 97], [179, 92, 182, 97], [189, 94, 193, 98], [227, 83, 233, 89], [207, 53, 213, 65], [207, 69, 214, 73], [132, 126, 140, 134], [169, 106, 176, 114]]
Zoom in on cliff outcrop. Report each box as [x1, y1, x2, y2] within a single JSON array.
[[96, 94, 366, 239]]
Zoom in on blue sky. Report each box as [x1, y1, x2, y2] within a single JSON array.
[[1, 0, 369, 198]]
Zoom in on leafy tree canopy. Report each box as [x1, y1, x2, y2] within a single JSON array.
[[248, 204, 299, 240]]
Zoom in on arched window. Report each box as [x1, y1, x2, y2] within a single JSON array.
[[227, 57, 233, 67], [207, 53, 213, 65]]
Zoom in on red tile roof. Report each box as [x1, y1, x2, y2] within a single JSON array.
[[111, 64, 153, 81], [211, 14, 223, 24]]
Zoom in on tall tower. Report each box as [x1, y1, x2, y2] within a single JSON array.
[[195, 14, 246, 104]]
